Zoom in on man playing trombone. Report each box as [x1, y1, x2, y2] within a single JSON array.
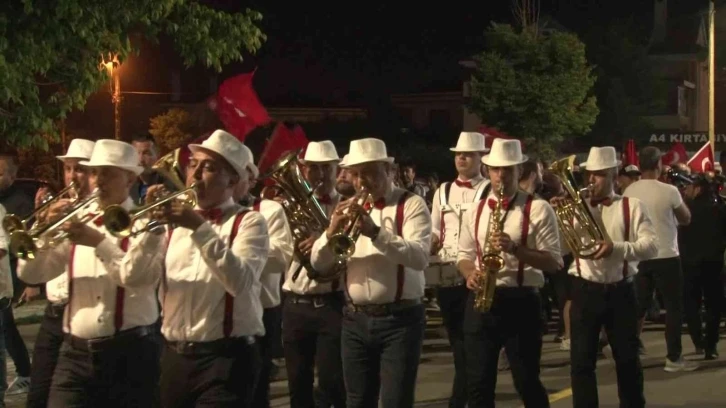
[[558, 147, 656, 408], [311, 138, 431, 408], [457, 139, 561, 408], [17, 139, 165, 408], [25, 138, 95, 408], [151, 130, 269, 407]]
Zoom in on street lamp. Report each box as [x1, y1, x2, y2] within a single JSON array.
[[100, 54, 121, 140]]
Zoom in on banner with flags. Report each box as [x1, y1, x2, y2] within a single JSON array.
[[623, 139, 639, 167], [687, 142, 714, 173], [661, 142, 688, 166], [207, 70, 271, 141], [257, 122, 310, 178]]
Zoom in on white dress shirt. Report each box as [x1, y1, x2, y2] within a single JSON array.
[[18, 198, 164, 339], [247, 198, 293, 308], [283, 190, 344, 294], [311, 187, 432, 304], [0, 205, 14, 300], [567, 195, 658, 283], [431, 176, 489, 263], [162, 198, 270, 342], [457, 192, 562, 288]]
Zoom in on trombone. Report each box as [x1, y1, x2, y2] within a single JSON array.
[[2, 181, 78, 235], [327, 187, 373, 263], [10, 189, 100, 260], [103, 184, 197, 238]]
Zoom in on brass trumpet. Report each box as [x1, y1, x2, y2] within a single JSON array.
[[103, 184, 197, 238], [10, 189, 100, 260], [327, 187, 373, 262], [2, 181, 78, 235]]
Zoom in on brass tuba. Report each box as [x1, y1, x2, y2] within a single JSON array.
[[103, 148, 197, 238], [263, 150, 334, 282], [548, 155, 609, 258], [472, 183, 506, 313]]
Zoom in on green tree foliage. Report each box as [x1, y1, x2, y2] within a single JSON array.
[[0, 1, 265, 149], [584, 21, 665, 146], [467, 23, 598, 159], [149, 108, 195, 154]]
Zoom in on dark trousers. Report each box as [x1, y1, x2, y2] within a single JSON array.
[[49, 331, 161, 408], [26, 303, 65, 408], [160, 337, 261, 408], [635, 257, 684, 361], [463, 287, 548, 408], [570, 277, 644, 408], [252, 305, 282, 408], [683, 259, 724, 351], [341, 304, 425, 408], [4, 259, 31, 378], [436, 285, 469, 408], [282, 293, 346, 408]]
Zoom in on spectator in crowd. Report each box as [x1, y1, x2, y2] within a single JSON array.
[[617, 165, 641, 194]]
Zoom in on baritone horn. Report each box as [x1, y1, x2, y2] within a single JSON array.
[[327, 187, 373, 263], [548, 155, 609, 258], [9, 189, 100, 260], [262, 149, 333, 281], [103, 148, 197, 238], [2, 181, 78, 235]]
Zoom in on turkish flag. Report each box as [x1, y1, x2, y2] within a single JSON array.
[[257, 123, 310, 180], [661, 142, 688, 166], [209, 70, 271, 141], [687, 142, 715, 173], [623, 139, 639, 167]]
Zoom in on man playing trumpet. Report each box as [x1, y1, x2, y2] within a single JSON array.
[[561, 147, 656, 408], [18, 139, 165, 408], [457, 139, 561, 408]]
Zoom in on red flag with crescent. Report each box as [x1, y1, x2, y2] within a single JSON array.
[[662, 142, 688, 166], [687, 142, 714, 173]]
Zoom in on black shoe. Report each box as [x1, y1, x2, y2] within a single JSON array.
[[705, 349, 719, 360]]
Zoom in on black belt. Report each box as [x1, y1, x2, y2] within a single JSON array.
[[344, 298, 422, 317], [64, 324, 157, 353], [166, 336, 255, 356], [573, 276, 633, 292], [45, 302, 66, 319], [284, 291, 344, 308]]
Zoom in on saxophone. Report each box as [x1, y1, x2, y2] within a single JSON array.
[[473, 183, 506, 313]]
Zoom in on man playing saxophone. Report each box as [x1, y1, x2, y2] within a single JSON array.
[[456, 139, 562, 408], [559, 147, 656, 408]]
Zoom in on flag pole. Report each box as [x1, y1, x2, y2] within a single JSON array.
[[709, 0, 716, 155]]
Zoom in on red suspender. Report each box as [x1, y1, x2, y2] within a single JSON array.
[[253, 198, 261, 212], [161, 228, 174, 310], [473, 196, 532, 287], [393, 193, 410, 302], [223, 211, 249, 338], [517, 196, 534, 287], [621, 197, 631, 279], [67, 237, 129, 335]]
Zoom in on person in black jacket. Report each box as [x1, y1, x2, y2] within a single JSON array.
[[679, 174, 726, 360]]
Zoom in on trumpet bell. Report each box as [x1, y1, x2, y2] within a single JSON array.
[[2, 214, 25, 235], [103, 205, 133, 238], [10, 231, 37, 260], [328, 234, 356, 260]]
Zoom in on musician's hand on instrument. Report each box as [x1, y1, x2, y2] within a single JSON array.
[[430, 234, 442, 255], [466, 271, 480, 291], [491, 231, 515, 253], [549, 196, 567, 208], [34, 186, 51, 208], [355, 209, 377, 238], [145, 185, 168, 204], [326, 202, 351, 239], [164, 201, 204, 231], [46, 199, 73, 221], [591, 240, 614, 260], [298, 235, 318, 254], [64, 222, 104, 247]]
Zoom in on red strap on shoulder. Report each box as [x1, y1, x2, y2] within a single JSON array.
[[223, 210, 249, 338], [394, 193, 410, 302], [67, 244, 77, 333], [516, 196, 534, 287], [622, 197, 631, 279], [114, 238, 130, 333], [253, 197, 261, 213], [473, 199, 487, 270]]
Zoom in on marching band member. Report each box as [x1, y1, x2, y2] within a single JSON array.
[[18, 139, 165, 408], [457, 139, 562, 408], [564, 146, 656, 408], [0, 204, 15, 405], [152, 130, 270, 407], [336, 154, 356, 199], [26, 139, 95, 408], [429, 132, 489, 408], [281, 140, 347, 408], [234, 148, 294, 408], [311, 138, 432, 408]]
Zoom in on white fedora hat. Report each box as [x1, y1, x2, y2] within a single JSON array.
[[79, 140, 144, 175], [581, 146, 621, 171], [188, 129, 252, 178], [481, 139, 527, 167], [57, 139, 95, 161], [301, 141, 341, 163], [346, 138, 395, 167], [339, 154, 349, 168], [450, 132, 489, 153], [239, 144, 259, 179]]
